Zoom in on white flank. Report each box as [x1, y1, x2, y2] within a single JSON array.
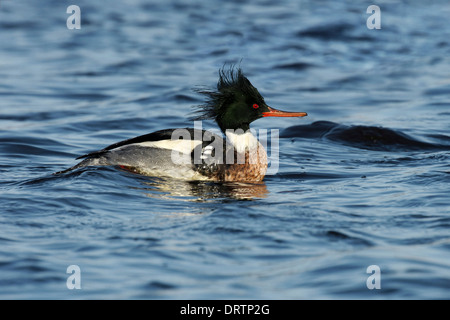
[[135, 139, 202, 154]]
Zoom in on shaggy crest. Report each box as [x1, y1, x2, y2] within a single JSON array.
[[190, 66, 265, 124]]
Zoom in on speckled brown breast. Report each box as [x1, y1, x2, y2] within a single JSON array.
[[223, 145, 268, 182]]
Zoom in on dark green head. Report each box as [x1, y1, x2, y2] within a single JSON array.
[[191, 67, 307, 133]]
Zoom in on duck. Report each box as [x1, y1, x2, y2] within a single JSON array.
[[57, 67, 307, 181]]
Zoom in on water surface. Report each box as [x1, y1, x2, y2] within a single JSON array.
[[1, 0, 450, 299]]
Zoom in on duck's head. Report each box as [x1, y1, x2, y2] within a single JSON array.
[[191, 67, 307, 133]]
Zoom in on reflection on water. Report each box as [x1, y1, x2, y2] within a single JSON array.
[[1, 0, 450, 300], [136, 176, 268, 202]]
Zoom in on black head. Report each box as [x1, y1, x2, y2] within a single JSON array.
[[191, 66, 307, 133]]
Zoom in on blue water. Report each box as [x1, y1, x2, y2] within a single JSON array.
[[1, 0, 450, 299]]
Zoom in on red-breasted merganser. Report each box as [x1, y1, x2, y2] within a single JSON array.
[[58, 67, 307, 181]]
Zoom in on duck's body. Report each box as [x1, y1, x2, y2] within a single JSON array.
[[59, 67, 307, 181], [67, 128, 268, 181]]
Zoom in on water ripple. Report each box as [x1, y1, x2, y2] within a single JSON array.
[[1, 0, 449, 300]]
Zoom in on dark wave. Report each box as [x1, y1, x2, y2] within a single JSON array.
[[273, 62, 316, 71], [296, 22, 375, 42], [281, 121, 450, 151], [0, 143, 74, 158]]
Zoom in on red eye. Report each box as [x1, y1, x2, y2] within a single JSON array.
[[253, 104, 259, 109]]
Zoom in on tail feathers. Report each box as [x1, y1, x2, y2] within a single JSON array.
[[53, 158, 98, 175]]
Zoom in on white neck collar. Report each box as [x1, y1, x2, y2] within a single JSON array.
[[225, 129, 259, 153]]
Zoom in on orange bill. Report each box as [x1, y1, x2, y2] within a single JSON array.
[[262, 106, 308, 117]]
